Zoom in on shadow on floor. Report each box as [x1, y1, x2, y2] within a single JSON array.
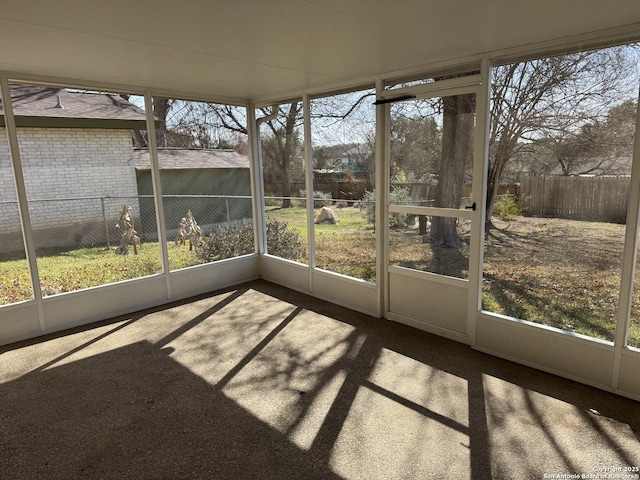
[[1, 280, 638, 480]]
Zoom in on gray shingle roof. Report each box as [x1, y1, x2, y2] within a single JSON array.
[[134, 148, 250, 170], [0, 85, 149, 128]]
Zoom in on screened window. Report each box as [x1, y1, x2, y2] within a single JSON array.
[[8, 82, 162, 296], [149, 96, 252, 270], [482, 44, 640, 341], [310, 87, 376, 282], [0, 116, 32, 304], [260, 101, 308, 264]]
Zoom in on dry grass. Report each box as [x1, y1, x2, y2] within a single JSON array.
[[483, 216, 639, 345], [388, 219, 472, 278], [315, 230, 376, 280], [309, 212, 640, 346]]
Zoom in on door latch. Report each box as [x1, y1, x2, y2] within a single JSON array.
[[465, 202, 477, 211]]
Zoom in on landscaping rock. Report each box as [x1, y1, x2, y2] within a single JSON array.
[[314, 207, 339, 225]]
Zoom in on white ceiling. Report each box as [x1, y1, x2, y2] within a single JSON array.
[[1, 0, 640, 103]]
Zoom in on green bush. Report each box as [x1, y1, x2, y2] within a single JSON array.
[[196, 219, 254, 262], [493, 194, 528, 221], [196, 219, 305, 262], [265, 219, 306, 261]]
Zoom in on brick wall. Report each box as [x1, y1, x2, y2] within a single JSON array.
[[0, 128, 140, 246]]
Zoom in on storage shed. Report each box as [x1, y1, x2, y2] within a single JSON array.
[[133, 148, 252, 237]]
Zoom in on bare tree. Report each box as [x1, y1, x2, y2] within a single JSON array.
[[533, 99, 637, 176], [152, 97, 173, 147], [261, 102, 302, 208], [487, 45, 636, 226], [204, 101, 304, 208], [134, 89, 375, 210]]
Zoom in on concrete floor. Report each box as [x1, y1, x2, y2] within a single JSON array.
[[1, 280, 639, 479]]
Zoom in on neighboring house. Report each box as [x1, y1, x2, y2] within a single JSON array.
[[337, 144, 371, 175], [133, 148, 251, 238], [312, 143, 371, 182], [0, 85, 148, 252]]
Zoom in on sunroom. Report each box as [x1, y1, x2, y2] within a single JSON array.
[[1, 0, 640, 460]]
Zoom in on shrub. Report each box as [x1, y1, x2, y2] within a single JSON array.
[[358, 188, 415, 228], [264, 197, 282, 207], [390, 187, 416, 228], [265, 219, 306, 261], [358, 190, 376, 224], [195, 219, 305, 263], [493, 194, 528, 221], [299, 190, 333, 208], [196, 219, 255, 262]]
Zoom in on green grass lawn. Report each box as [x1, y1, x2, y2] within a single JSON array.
[[0, 242, 203, 303], [265, 205, 376, 280], [0, 206, 374, 304], [265, 205, 371, 238]]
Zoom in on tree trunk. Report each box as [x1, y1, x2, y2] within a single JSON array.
[[153, 98, 172, 148], [485, 139, 516, 226], [431, 94, 475, 248], [280, 102, 300, 208], [485, 157, 504, 227], [281, 157, 292, 208]]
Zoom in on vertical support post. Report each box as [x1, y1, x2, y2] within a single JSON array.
[[248, 103, 266, 256], [303, 93, 315, 292], [375, 77, 388, 318], [611, 84, 640, 389], [0, 77, 45, 330], [467, 57, 492, 347], [144, 93, 171, 299]]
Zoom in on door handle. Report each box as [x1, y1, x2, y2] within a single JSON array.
[[465, 202, 477, 211]]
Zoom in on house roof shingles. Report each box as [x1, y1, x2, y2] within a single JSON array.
[[0, 85, 149, 129], [134, 148, 250, 170]]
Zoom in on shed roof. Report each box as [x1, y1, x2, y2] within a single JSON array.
[[0, 85, 149, 129], [133, 148, 250, 170]]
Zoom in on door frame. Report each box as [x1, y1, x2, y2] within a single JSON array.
[[376, 59, 492, 347]]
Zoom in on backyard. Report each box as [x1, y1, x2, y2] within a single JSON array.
[[265, 206, 640, 346], [0, 243, 198, 303], [482, 217, 636, 344], [265, 204, 377, 281], [1, 205, 639, 347]]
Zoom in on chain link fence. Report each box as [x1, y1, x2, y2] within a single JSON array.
[[159, 194, 253, 243], [0, 195, 253, 256]]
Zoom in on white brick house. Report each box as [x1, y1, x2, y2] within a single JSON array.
[[0, 86, 147, 252]]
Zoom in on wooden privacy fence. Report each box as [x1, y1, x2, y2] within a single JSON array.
[[521, 175, 630, 223], [264, 181, 370, 200], [266, 176, 631, 223]]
